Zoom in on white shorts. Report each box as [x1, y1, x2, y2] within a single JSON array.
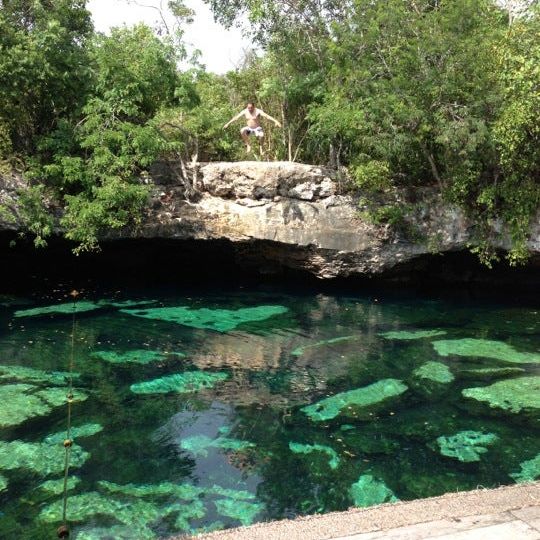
[[243, 126, 264, 137]]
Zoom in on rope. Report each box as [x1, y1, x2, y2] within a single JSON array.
[[58, 290, 79, 539]]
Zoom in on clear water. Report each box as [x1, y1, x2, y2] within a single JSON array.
[[0, 287, 538, 539]]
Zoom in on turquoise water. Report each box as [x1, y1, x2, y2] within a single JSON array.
[[0, 288, 539, 539]]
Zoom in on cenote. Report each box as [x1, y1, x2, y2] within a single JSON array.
[[0, 283, 539, 539]]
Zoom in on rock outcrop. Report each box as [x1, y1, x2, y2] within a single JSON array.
[[2, 161, 539, 280]]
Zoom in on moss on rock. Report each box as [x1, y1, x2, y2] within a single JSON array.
[[130, 371, 228, 394], [436, 430, 498, 462], [433, 339, 540, 364], [91, 349, 184, 365], [510, 454, 540, 483], [120, 305, 289, 332], [289, 442, 340, 469], [349, 474, 398, 507], [380, 330, 446, 340], [462, 376, 540, 414], [301, 379, 408, 421], [413, 362, 454, 384], [180, 434, 255, 458], [291, 336, 356, 357], [0, 440, 90, 475]]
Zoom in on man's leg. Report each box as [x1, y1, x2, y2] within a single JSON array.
[[240, 127, 251, 152]]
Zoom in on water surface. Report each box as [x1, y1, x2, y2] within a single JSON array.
[[0, 288, 538, 539]]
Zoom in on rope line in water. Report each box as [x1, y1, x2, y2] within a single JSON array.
[[59, 290, 80, 538]]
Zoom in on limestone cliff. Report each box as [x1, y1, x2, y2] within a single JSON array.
[[2, 161, 539, 280]]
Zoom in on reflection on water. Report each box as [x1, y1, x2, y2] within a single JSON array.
[[0, 289, 539, 539]]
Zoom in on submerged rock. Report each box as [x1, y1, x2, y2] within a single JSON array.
[[44, 423, 103, 444], [462, 376, 540, 414], [291, 336, 356, 357], [130, 371, 229, 394], [0, 365, 80, 385], [433, 339, 540, 364], [349, 474, 398, 507], [91, 349, 184, 365], [510, 454, 540, 483], [380, 330, 446, 340], [288, 442, 340, 469], [435, 430, 498, 462], [0, 384, 87, 428], [214, 498, 264, 526], [301, 379, 408, 421], [14, 301, 101, 318], [120, 305, 289, 332], [37, 476, 81, 495], [180, 434, 255, 458], [0, 440, 90, 475], [413, 362, 454, 384]]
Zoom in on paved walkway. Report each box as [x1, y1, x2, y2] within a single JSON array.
[[183, 482, 540, 540]]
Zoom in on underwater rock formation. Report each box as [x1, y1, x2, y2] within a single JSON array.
[[510, 454, 540, 483], [380, 330, 447, 340], [289, 442, 340, 470], [91, 349, 184, 365], [0, 384, 87, 428], [121, 304, 289, 332], [180, 434, 255, 458], [462, 376, 540, 414], [349, 474, 398, 507], [435, 430, 498, 462], [301, 378, 408, 421], [433, 339, 540, 364], [130, 371, 229, 394]]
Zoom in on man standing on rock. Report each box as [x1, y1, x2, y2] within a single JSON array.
[[223, 101, 282, 154]]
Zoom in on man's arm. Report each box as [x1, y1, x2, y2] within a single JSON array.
[[223, 110, 245, 129], [258, 109, 282, 127]]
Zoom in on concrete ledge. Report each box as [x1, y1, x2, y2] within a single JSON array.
[[182, 482, 540, 540]]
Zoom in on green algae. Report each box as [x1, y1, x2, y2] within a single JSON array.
[[0, 365, 80, 385], [37, 476, 81, 495], [120, 304, 289, 332], [91, 349, 184, 365], [180, 434, 255, 458], [349, 474, 398, 507], [433, 339, 540, 364], [14, 299, 157, 318], [380, 330, 447, 340], [76, 526, 149, 540], [0, 440, 90, 475], [173, 500, 206, 530], [39, 492, 161, 539], [14, 301, 102, 318], [291, 336, 356, 357], [130, 371, 228, 394], [413, 362, 454, 384], [0, 384, 87, 428], [214, 498, 264, 526], [0, 384, 53, 428], [462, 376, 540, 414], [97, 480, 255, 502], [510, 454, 540, 483], [301, 379, 408, 421], [35, 387, 88, 407], [44, 423, 103, 445], [98, 480, 204, 500], [436, 430, 498, 462], [289, 442, 340, 469], [0, 474, 7, 492]]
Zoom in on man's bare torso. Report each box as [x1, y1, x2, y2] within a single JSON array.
[[244, 108, 261, 128]]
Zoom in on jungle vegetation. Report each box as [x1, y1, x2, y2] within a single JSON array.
[[0, 0, 539, 262]]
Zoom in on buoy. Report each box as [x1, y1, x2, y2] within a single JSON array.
[[57, 524, 69, 538]]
